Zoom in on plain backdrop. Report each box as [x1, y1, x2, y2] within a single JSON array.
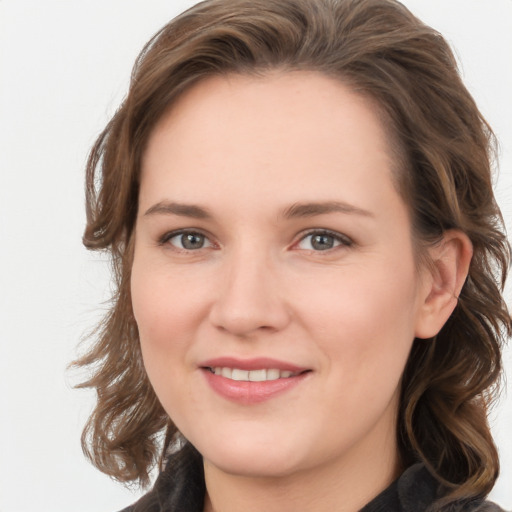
[[0, 1, 511, 511]]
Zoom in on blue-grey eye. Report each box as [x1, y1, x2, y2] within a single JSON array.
[[169, 232, 211, 250], [297, 231, 350, 251]]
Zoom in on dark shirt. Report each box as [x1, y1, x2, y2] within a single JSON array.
[[119, 459, 506, 512]]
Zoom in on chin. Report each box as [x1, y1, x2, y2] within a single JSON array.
[[206, 451, 300, 479], [195, 430, 306, 478]]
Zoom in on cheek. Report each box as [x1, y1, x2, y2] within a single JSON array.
[[130, 263, 192, 389], [130, 264, 204, 421], [296, 260, 420, 378], [131, 261, 204, 347]]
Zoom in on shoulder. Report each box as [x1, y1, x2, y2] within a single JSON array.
[[396, 464, 508, 512], [115, 491, 161, 512], [463, 502, 508, 512], [115, 442, 205, 512], [115, 494, 159, 512]]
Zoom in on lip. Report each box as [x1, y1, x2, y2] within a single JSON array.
[[199, 357, 311, 405], [199, 357, 308, 373]]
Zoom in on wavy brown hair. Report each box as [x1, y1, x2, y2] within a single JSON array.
[[74, 0, 511, 507]]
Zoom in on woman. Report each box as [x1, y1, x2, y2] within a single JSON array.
[[75, 0, 511, 510]]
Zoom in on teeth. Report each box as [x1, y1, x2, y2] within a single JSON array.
[[248, 369, 267, 382], [210, 367, 299, 381], [266, 368, 280, 380], [231, 369, 249, 381]]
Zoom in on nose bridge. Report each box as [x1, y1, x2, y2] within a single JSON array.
[[209, 240, 289, 336]]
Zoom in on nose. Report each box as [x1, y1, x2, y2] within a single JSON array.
[[208, 249, 291, 337]]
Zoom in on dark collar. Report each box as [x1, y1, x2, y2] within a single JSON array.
[[361, 463, 439, 512], [124, 455, 503, 512]]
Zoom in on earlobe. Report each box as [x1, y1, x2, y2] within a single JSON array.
[[414, 230, 473, 340]]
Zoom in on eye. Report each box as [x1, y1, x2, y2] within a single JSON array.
[[163, 231, 213, 250], [296, 230, 352, 251]]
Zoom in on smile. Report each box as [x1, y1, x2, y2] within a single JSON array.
[[207, 367, 300, 381], [200, 358, 311, 404]]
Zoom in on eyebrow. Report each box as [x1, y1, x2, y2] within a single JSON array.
[[144, 201, 212, 219], [143, 200, 374, 220], [282, 201, 374, 219]]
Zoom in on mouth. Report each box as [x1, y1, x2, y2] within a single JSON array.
[[204, 367, 308, 382], [199, 357, 312, 403]]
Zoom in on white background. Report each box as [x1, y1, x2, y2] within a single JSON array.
[[0, 1, 510, 511]]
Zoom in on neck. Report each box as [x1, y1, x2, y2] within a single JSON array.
[[202, 429, 402, 512]]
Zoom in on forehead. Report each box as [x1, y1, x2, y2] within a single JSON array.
[[140, 71, 404, 216], [148, 70, 389, 138]]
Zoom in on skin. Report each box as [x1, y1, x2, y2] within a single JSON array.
[[131, 71, 472, 512]]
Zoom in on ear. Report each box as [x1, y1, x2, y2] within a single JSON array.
[[414, 230, 473, 340]]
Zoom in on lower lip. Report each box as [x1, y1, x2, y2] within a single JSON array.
[[202, 369, 309, 404]]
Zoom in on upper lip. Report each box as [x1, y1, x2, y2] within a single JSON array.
[[199, 357, 309, 373]]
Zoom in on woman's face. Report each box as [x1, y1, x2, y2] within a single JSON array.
[[131, 72, 432, 479]]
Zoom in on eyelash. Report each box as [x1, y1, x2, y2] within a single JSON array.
[[158, 230, 214, 251], [294, 229, 353, 252], [158, 229, 353, 252]]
